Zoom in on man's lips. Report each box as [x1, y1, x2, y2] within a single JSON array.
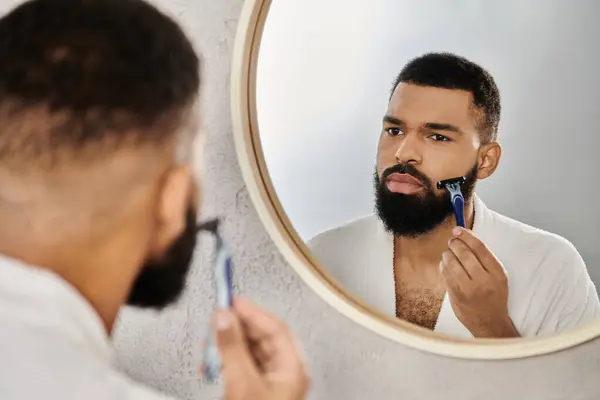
[[386, 173, 425, 194]]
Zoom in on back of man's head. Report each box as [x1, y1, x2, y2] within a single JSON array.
[[0, 0, 200, 245]]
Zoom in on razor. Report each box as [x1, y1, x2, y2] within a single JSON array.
[[197, 218, 234, 383], [436, 177, 466, 228]]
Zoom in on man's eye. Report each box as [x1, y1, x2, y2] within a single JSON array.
[[431, 133, 450, 141], [386, 127, 402, 136]]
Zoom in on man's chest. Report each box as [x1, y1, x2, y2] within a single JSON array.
[[394, 265, 446, 330]]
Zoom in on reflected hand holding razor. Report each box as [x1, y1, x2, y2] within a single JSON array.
[[437, 176, 466, 228], [197, 218, 234, 383]]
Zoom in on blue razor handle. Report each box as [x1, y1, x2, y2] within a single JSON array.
[[202, 232, 234, 383], [445, 182, 466, 228]]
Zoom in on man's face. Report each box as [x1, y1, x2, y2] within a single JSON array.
[[375, 83, 483, 237]]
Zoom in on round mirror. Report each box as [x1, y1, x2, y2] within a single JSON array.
[[232, 0, 600, 358]]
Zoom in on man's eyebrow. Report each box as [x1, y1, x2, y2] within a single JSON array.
[[383, 115, 403, 125], [383, 116, 462, 134], [424, 122, 461, 133]]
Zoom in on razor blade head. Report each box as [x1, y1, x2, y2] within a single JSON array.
[[197, 218, 220, 234], [436, 176, 466, 190]]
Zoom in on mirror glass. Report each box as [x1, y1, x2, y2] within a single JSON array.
[[256, 0, 600, 340]]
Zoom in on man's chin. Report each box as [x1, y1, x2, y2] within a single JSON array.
[[375, 197, 455, 237], [126, 268, 189, 309]]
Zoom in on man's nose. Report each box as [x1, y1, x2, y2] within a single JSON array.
[[394, 134, 422, 165]]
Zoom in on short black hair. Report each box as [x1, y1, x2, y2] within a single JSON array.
[[391, 52, 501, 143], [0, 0, 200, 169]]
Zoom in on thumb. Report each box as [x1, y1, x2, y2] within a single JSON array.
[[213, 309, 260, 383]]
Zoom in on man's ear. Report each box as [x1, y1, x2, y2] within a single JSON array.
[[151, 165, 193, 256], [476, 141, 502, 180]]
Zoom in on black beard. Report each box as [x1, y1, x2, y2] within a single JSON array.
[[374, 163, 477, 237], [127, 206, 198, 309]]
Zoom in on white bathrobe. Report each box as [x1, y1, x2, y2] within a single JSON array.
[[308, 195, 600, 338], [0, 256, 175, 400]]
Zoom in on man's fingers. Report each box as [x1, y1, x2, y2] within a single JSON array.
[[441, 248, 471, 281], [439, 260, 462, 296], [451, 228, 501, 271], [250, 339, 276, 366], [448, 237, 487, 280], [233, 298, 305, 376], [212, 309, 260, 383], [234, 298, 289, 342]]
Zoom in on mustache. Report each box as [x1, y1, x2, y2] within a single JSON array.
[[380, 164, 433, 189]]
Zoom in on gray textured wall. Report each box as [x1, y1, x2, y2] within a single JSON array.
[[0, 0, 597, 399]]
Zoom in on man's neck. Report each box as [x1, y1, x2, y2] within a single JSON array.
[[393, 199, 475, 271]]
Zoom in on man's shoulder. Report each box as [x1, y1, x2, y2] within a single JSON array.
[[485, 207, 582, 266], [0, 322, 174, 400], [307, 214, 380, 249]]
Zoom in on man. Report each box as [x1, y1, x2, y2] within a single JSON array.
[[309, 52, 600, 339], [0, 0, 308, 399]]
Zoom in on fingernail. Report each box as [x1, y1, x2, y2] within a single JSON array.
[[452, 227, 462, 236], [215, 310, 231, 331]]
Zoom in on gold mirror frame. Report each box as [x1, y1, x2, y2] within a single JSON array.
[[230, 0, 600, 359]]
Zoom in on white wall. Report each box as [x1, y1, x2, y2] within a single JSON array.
[[257, 0, 600, 288]]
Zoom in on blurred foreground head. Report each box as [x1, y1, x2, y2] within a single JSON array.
[[0, 0, 203, 327]]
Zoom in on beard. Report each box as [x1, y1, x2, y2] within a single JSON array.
[[374, 163, 478, 238], [126, 205, 198, 309]]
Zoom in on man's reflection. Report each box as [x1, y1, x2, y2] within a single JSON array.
[[308, 52, 600, 338]]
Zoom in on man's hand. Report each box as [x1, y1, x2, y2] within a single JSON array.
[[212, 298, 309, 400], [440, 227, 520, 338]]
